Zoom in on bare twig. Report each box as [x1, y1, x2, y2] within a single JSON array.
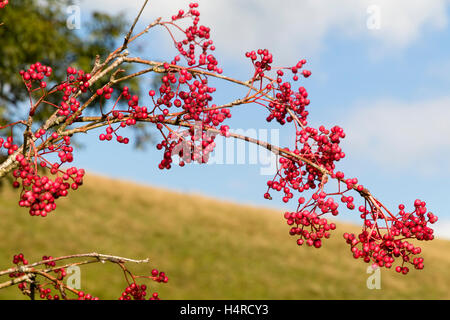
[[122, 0, 150, 50]]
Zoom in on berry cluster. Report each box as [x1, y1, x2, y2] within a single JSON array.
[[344, 200, 437, 274], [119, 283, 151, 300], [245, 49, 311, 125], [157, 126, 217, 169], [3, 63, 92, 217], [97, 86, 131, 143], [42, 255, 68, 280], [118, 268, 167, 300], [19, 62, 52, 91], [76, 291, 98, 300], [0, 136, 19, 155], [271, 154, 341, 248], [298, 125, 346, 171], [169, 2, 221, 73], [96, 85, 114, 100], [93, 4, 230, 170], [265, 124, 346, 204], [246, 49, 273, 77], [13, 152, 84, 217], [0, 0, 8, 9], [55, 67, 91, 117], [96, 85, 154, 144], [9, 254, 28, 291], [167, 78, 217, 122], [11, 253, 28, 268], [10, 254, 30, 293], [253, 54, 438, 272], [38, 287, 61, 300], [285, 207, 337, 248], [151, 268, 169, 283]]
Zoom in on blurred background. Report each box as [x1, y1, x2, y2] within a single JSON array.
[[0, 0, 449, 299]]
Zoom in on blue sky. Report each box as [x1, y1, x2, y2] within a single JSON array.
[[73, 0, 450, 238]]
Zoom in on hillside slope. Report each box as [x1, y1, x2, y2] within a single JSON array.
[[0, 175, 449, 299]]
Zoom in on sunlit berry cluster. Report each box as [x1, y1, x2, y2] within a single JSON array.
[[169, 2, 220, 73], [9, 254, 29, 292], [6, 62, 92, 218], [344, 200, 438, 274], [12, 152, 84, 217], [253, 53, 438, 273], [119, 268, 167, 300], [55, 67, 91, 117], [119, 283, 161, 300], [265, 124, 346, 204], [245, 49, 312, 125], [19, 62, 52, 91], [0, 0, 9, 10], [0, 136, 19, 155], [93, 4, 230, 170], [11, 253, 28, 268], [120, 283, 149, 300], [285, 207, 337, 249]]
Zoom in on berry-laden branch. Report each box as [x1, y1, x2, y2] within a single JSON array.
[[0, 252, 168, 300], [0, 0, 440, 300]]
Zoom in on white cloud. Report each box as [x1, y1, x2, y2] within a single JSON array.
[[80, 0, 450, 62], [366, 0, 448, 48], [342, 97, 450, 174], [434, 219, 450, 239]]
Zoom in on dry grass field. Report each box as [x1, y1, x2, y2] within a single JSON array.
[[0, 174, 449, 299]]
